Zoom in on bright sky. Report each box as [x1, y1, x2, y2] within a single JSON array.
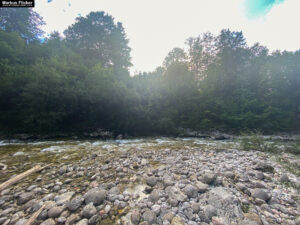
[[34, 0, 300, 74]]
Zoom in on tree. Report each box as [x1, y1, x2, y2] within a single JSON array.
[[163, 47, 187, 68], [64, 11, 131, 70], [186, 32, 216, 80], [0, 8, 45, 42]]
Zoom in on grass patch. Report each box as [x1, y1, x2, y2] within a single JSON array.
[[240, 132, 278, 153]]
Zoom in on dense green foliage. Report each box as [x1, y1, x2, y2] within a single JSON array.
[[0, 9, 299, 135]]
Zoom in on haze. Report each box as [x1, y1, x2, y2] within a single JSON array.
[[35, 0, 299, 73]]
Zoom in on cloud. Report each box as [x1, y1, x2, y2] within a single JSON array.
[[244, 0, 285, 19]]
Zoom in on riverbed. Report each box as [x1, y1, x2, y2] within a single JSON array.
[[0, 137, 299, 225]]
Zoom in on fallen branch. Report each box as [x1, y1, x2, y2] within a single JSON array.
[[24, 203, 47, 225], [0, 164, 51, 191]]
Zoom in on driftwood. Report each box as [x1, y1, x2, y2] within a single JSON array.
[[24, 203, 47, 225], [0, 164, 50, 191]]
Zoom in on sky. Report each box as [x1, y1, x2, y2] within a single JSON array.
[[34, 0, 300, 74]]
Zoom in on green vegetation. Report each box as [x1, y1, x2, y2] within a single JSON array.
[[240, 132, 278, 153], [0, 8, 299, 136]]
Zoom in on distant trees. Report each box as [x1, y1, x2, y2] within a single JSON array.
[[64, 11, 131, 70], [0, 8, 45, 42], [0, 9, 299, 135]]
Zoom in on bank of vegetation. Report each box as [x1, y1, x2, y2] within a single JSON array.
[[0, 9, 299, 136]]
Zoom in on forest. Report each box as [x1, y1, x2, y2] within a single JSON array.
[[0, 8, 299, 136]]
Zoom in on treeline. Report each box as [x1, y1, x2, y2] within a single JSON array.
[[0, 9, 299, 135]]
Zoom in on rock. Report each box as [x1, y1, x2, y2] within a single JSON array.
[[17, 192, 33, 205], [15, 218, 27, 225], [163, 212, 174, 222], [108, 186, 120, 195], [68, 195, 84, 211], [224, 171, 235, 179], [254, 162, 274, 173], [0, 217, 7, 225], [142, 210, 157, 224], [171, 216, 185, 225], [130, 209, 140, 224], [251, 189, 271, 202], [148, 189, 160, 203], [66, 214, 80, 225], [0, 207, 15, 216], [48, 206, 65, 218], [55, 192, 75, 206], [41, 218, 56, 225], [13, 152, 26, 156], [76, 219, 88, 225], [0, 163, 7, 170], [244, 213, 262, 225], [205, 187, 244, 221], [183, 184, 198, 198], [191, 202, 200, 213], [84, 188, 107, 206], [146, 176, 157, 187], [82, 203, 97, 218], [204, 205, 218, 219], [279, 174, 290, 183], [239, 220, 259, 225], [163, 179, 173, 188], [195, 181, 209, 193], [166, 186, 187, 202], [167, 198, 178, 207], [151, 204, 161, 215], [202, 173, 216, 184], [57, 217, 67, 224], [88, 215, 100, 225]]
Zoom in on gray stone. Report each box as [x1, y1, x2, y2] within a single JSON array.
[[183, 184, 198, 198], [280, 174, 289, 183], [204, 205, 217, 219], [40, 218, 56, 225], [48, 206, 65, 218], [202, 173, 216, 185], [88, 215, 100, 225], [148, 189, 160, 203], [68, 195, 84, 211], [66, 214, 80, 225], [130, 209, 140, 225], [142, 210, 157, 224], [0, 217, 7, 225], [15, 218, 27, 225], [146, 176, 157, 187], [17, 192, 33, 205], [82, 203, 97, 218], [55, 192, 75, 206], [191, 202, 200, 213], [195, 181, 209, 193], [76, 219, 88, 225], [166, 186, 187, 203], [254, 162, 274, 173], [57, 217, 67, 224], [84, 188, 107, 206], [251, 189, 271, 202]]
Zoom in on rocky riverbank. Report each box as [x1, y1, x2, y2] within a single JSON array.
[[0, 138, 299, 225]]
